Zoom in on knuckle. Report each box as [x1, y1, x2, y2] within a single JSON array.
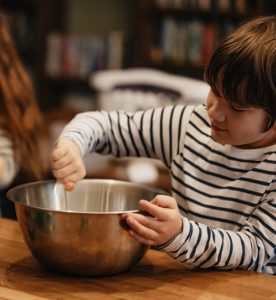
[[51, 152, 59, 161]]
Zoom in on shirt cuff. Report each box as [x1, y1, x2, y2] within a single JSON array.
[[154, 216, 191, 253]]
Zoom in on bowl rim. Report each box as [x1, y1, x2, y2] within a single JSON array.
[[7, 178, 169, 214]]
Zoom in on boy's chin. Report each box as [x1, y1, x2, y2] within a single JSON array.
[[211, 133, 227, 145]]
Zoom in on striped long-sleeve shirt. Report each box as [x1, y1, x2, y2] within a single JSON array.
[[60, 104, 276, 274]]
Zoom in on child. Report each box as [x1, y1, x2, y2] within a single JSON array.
[[51, 16, 276, 274], [0, 14, 46, 189]]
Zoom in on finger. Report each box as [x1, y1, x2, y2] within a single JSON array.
[[63, 171, 85, 183], [125, 215, 159, 242], [139, 199, 171, 221], [52, 164, 76, 180], [55, 180, 76, 191], [125, 212, 161, 232], [128, 229, 154, 246], [64, 181, 75, 191], [51, 155, 72, 170], [55, 175, 78, 187], [51, 147, 67, 161], [151, 195, 178, 209]]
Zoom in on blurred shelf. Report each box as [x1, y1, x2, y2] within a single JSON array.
[[133, 0, 272, 79], [45, 76, 93, 91]]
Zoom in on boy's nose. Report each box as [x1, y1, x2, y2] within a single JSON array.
[[209, 102, 226, 122]]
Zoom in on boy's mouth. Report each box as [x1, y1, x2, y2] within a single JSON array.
[[211, 122, 227, 132]]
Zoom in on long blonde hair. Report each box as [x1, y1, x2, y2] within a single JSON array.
[[0, 14, 47, 180]]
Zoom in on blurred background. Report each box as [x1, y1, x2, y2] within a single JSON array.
[[1, 0, 276, 193]]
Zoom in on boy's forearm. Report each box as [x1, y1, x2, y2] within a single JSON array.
[[59, 110, 154, 158], [59, 105, 194, 165], [156, 217, 269, 272], [59, 111, 110, 157]]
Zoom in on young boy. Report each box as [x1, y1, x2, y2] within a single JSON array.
[[51, 16, 276, 274]]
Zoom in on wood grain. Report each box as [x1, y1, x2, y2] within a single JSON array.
[[0, 217, 275, 300]]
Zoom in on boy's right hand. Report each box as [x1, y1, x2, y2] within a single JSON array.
[[51, 139, 86, 191]]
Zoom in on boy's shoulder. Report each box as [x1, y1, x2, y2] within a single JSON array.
[[174, 103, 206, 115], [190, 104, 209, 121]]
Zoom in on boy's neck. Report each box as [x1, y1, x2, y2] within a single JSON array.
[[236, 129, 276, 149]]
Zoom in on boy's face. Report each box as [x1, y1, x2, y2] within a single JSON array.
[[206, 89, 276, 149]]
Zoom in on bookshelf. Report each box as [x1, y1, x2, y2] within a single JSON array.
[[43, 0, 134, 112], [3, 0, 274, 110], [132, 0, 273, 80]]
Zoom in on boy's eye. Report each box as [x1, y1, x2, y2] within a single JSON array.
[[230, 104, 248, 112]]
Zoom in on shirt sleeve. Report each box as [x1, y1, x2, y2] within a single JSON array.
[[155, 192, 276, 273], [59, 105, 195, 168], [0, 134, 17, 189]]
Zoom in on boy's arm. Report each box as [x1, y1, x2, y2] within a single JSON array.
[[59, 105, 194, 167], [52, 105, 194, 189], [156, 196, 276, 273]]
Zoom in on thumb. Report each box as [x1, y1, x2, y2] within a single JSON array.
[[64, 181, 75, 191]]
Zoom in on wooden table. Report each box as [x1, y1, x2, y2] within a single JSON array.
[[0, 218, 275, 300]]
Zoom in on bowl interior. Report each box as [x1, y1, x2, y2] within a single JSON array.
[[7, 179, 166, 214]]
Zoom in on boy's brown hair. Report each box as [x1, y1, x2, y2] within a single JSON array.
[[204, 15, 276, 129]]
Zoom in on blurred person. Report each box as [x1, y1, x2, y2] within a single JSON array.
[[0, 13, 47, 217]]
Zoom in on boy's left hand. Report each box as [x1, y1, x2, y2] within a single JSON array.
[[121, 195, 182, 246]]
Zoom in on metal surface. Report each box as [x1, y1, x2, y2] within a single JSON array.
[[7, 179, 166, 276]]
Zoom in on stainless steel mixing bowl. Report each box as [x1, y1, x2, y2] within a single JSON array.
[[7, 179, 166, 276]]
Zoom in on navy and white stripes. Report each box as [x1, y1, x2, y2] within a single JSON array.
[[60, 104, 276, 274]]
